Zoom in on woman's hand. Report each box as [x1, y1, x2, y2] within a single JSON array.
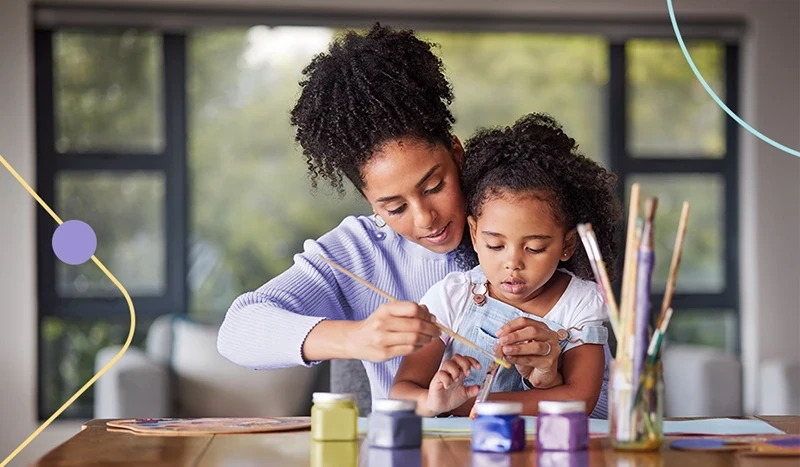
[[425, 354, 481, 416], [346, 301, 441, 362], [495, 317, 563, 388]]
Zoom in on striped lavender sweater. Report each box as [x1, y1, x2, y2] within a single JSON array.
[[217, 215, 461, 403]]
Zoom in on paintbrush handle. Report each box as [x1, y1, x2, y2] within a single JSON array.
[[659, 202, 690, 328], [436, 322, 510, 368], [319, 255, 511, 369]]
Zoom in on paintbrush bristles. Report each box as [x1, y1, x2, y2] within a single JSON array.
[[577, 223, 620, 337]]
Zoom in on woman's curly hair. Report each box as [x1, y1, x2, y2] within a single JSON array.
[[289, 23, 455, 194], [455, 113, 623, 281]]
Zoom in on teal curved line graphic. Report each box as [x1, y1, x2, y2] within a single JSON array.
[[667, 0, 800, 158]]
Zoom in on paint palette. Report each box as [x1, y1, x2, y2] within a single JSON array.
[[106, 417, 311, 436]]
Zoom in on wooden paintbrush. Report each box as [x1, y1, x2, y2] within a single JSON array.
[[657, 201, 690, 329], [318, 255, 511, 369], [618, 183, 641, 365]]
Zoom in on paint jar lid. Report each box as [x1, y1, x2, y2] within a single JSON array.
[[538, 400, 586, 414], [474, 401, 523, 416], [373, 399, 417, 412], [312, 392, 356, 403]]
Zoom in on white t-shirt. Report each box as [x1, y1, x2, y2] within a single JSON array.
[[419, 267, 608, 356]]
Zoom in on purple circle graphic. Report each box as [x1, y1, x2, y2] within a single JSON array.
[[52, 220, 97, 265]]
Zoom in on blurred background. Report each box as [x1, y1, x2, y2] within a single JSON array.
[[0, 0, 797, 464]]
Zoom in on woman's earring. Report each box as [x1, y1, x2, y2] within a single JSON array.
[[373, 214, 387, 228]]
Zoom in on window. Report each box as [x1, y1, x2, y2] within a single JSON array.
[[35, 14, 740, 420], [610, 39, 739, 353]]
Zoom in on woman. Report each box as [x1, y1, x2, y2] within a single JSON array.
[[217, 23, 561, 404]]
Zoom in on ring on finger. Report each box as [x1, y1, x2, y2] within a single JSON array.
[[542, 342, 552, 356]]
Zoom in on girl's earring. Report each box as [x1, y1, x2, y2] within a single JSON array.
[[373, 214, 387, 228]]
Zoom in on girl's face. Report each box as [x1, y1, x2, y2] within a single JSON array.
[[468, 191, 577, 306], [361, 137, 466, 254]]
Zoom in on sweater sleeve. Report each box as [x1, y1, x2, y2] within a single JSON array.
[[217, 216, 376, 369]]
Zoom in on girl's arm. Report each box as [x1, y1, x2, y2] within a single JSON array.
[[390, 339, 445, 415], [447, 344, 605, 416]]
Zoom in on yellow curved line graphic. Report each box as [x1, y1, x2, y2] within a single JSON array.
[[0, 154, 136, 467]]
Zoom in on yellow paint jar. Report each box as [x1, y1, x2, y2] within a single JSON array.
[[310, 440, 358, 467], [311, 392, 359, 441]]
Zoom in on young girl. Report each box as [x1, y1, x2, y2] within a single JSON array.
[[391, 113, 622, 418], [217, 24, 560, 405]]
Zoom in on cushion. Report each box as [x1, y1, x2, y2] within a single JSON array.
[[169, 315, 320, 418]]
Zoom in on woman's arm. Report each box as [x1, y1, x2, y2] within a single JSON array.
[[217, 217, 440, 369], [448, 344, 605, 416]]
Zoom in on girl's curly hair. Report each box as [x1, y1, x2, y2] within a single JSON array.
[[289, 23, 455, 194], [455, 113, 623, 281]]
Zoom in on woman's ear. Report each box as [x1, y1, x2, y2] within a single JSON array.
[[561, 228, 579, 261], [451, 135, 464, 168], [468, 215, 478, 246]]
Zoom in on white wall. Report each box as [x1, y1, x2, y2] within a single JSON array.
[[0, 0, 797, 464], [0, 1, 83, 466]]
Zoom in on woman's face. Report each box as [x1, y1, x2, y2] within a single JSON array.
[[361, 137, 466, 254]]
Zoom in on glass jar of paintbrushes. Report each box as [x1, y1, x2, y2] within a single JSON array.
[[576, 183, 690, 453], [608, 359, 664, 451]]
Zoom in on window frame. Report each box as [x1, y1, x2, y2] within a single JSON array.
[[607, 40, 740, 352], [34, 28, 188, 420], [34, 12, 741, 421]]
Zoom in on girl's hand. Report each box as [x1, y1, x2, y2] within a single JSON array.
[[425, 354, 481, 416], [494, 317, 563, 388], [346, 301, 441, 362]]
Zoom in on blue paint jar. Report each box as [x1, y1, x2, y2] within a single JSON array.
[[536, 401, 589, 451], [471, 402, 526, 453], [367, 399, 422, 449]]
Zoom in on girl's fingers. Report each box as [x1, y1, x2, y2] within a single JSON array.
[[468, 356, 482, 370], [449, 354, 475, 375], [434, 370, 454, 389]]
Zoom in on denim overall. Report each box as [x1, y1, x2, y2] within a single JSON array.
[[445, 267, 612, 419]]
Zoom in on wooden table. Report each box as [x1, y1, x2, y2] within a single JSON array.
[[32, 417, 799, 466]]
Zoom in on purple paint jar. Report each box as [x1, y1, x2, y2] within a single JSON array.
[[367, 399, 422, 449], [471, 402, 526, 453], [367, 446, 422, 467], [536, 401, 589, 451], [537, 450, 590, 467]]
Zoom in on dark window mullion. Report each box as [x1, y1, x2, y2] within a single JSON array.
[[163, 33, 188, 315], [724, 43, 741, 354], [608, 41, 627, 299], [34, 27, 57, 422], [54, 153, 166, 171], [47, 297, 176, 319], [622, 158, 728, 174]]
